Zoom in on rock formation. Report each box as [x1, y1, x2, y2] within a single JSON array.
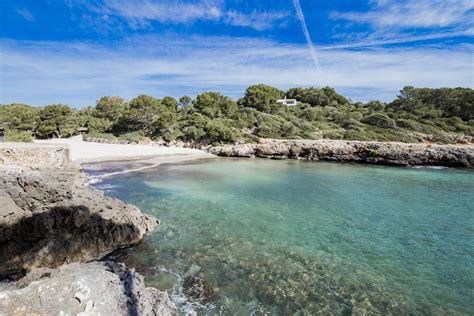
[[0, 165, 176, 314], [0, 261, 176, 315], [209, 139, 474, 167], [0, 165, 159, 277]]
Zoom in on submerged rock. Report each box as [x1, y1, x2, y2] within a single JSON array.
[[0, 166, 159, 277], [209, 139, 474, 167], [0, 261, 176, 315], [183, 275, 216, 303]]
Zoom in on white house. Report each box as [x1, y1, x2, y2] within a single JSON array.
[[276, 96, 298, 106]]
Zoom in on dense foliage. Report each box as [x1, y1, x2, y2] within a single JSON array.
[[1, 85, 472, 144]]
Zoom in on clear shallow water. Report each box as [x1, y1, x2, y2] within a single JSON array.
[[87, 159, 474, 315]]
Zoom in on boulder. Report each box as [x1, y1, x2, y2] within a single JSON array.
[[0, 166, 159, 277]]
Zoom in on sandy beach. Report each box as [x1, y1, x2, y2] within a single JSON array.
[[34, 136, 214, 164]]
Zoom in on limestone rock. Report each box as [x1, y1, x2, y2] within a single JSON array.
[[209, 139, 474, 167], [0, 261, 176, 315], [0, 166, 159, 277]]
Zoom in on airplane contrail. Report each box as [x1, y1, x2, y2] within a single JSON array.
[[292, 0, 320, 72]]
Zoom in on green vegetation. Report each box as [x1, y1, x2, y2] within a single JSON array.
[[5, 130, 33, 142], [0, 85, 472, 144]]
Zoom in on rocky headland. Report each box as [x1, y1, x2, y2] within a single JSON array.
[[0, 164, 176, 315], [209, 139, 474, 167]]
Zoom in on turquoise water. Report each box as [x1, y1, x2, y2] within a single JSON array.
[[89, 159, 474, 315]]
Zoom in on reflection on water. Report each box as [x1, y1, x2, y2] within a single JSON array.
[[91, 159, 474, 315]]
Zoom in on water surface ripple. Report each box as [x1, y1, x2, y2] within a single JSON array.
[[88, 159, 474, 315]]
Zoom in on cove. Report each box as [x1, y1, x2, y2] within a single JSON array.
[[88, 159, 474, 314]]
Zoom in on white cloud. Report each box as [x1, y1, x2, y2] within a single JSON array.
[[320, 29, 474, 50], [332, 0, 474, 29], [66, 0, 289, 31], [103, 0, 223, 24], [224, 10, 289, 31], [1, 36, 472, 106], [16, 8, 35, 22]]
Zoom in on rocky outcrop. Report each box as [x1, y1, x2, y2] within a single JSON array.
[[0, 165, 159, 277], [209, 139, 474, 167], [0, 261, 176, 315]]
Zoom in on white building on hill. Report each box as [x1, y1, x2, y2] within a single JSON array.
[[276, 96, 298, 106]]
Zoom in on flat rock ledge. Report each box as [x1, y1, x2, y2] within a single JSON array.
[[0, 261, 176, 315], [209, 139, 474, 167]]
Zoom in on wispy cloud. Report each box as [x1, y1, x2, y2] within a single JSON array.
[[329, 0, 474, 51], [16, 8, 35, 22], [332, 0, 474, 29], [66, 0, 290, 31], [224, 10, 289, 31], [321, 29, 474, 50], [102, 0, 223, 24], [1, 36, 472, 106]]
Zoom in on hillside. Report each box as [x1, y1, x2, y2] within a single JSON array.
[[1, 85, 473, 145]]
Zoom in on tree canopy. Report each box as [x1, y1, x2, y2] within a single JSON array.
[[239, 84, 284, 113], [1, 85, 472, 144]]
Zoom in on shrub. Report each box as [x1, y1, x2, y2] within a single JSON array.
[[205, 120, 241, 144], [84, 131, 117, 140], [396, 119, 421, 131], [322, 129, 343, 139], [344, 129, 373, 141], [117, 131, 146, 143], [5, 130, 33, 142], [362, 113, 396, 129], [299, 106, 323, 121]]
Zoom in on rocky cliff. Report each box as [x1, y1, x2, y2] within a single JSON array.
[[0, 165, 159, 276], [0, 165, 176, 314], [209, 139, 474, 167]]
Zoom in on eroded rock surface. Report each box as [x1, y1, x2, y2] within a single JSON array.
[[209, 139, 474, 167], [0, 166, 159, 277], [0, 261, 176, 315]]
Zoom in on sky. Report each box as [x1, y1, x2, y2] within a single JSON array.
[[0, 0, 473, 107]]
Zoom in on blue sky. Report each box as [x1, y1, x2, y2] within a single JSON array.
[[1, 0, 473, 107]]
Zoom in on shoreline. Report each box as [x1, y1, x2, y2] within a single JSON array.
[[73, 136, 474, 167], [0, 140, 215, 315], [209, 139, 474, 167], [84, 154, 216, 180], [34, 136, 213, 164], [0, 164, 177, 314], [1, 139, 472, 314]]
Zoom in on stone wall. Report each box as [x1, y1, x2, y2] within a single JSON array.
[[0, 143, 70, 168]]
